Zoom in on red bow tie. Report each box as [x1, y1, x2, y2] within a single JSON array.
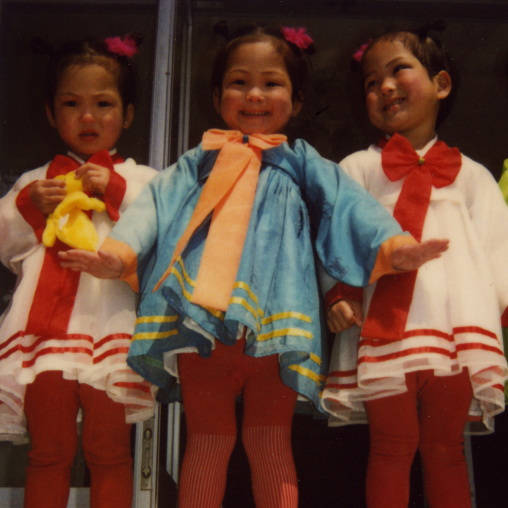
[[362, 133, 461, 341], [46, 150, 123, 179], [380, 133, 461, 240]]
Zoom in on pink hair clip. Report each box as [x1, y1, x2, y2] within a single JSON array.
[[352, 40, 371, 62], [104, 34, 138, 58], [281, 26, 314, 50]]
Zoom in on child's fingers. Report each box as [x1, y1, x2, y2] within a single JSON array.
[[58, 249, 99, 270], [58, 249, 123, 279], [392, 238, 450, 271], [29, 180, 66, 214], [76, 163, 110, 194], [74, 162, 102, 178], [327, 300, 363, 333], [421, 238, 449, 258]]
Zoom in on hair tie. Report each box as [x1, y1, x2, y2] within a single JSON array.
[[352, 39, 371, 62], [104, 34, 140, 57], [213, 20, 229, 41], [418, 18, 447, 40], [280, 26, 314, 51], [30, 37, 54, 56]]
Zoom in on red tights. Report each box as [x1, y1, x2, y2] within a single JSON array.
[[23, 371, 133, 508], [365, 369, 473, 508], [178, 338, 298, 508]]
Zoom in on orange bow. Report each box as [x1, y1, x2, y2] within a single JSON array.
[[154, 129, 286, 311]]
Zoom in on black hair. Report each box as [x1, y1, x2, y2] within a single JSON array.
[[32, 34, 142, 115], [211, 24, 310, 103], [360, 21, 458, 127]]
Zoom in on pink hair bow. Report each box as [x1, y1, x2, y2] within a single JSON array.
[[352, 40, 371, 62], [281, 26, 314, 50], [104, 34, 138, 57]]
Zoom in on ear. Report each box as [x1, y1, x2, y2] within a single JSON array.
[[291, 91, 303, 117], [123, 104, 134, 129], [46, 102, 56, 127], [434, 71, 451, 100], [213, 88, 221, 114]]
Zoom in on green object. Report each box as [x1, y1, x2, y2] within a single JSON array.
[[498, 159, 508, 205]]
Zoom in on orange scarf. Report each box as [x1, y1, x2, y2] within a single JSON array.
[[154, 129, 286, 311]]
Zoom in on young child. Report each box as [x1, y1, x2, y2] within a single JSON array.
[[321, 27, 508, 508], [0, 35, 157, 508], [60, 25, 447, 508]]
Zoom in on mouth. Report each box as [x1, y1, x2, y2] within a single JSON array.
[[241, 111, 269, 118], [383, 98, 404, 112], [79, 131, 99, 141]]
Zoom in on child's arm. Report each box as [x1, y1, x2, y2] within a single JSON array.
[[391, 238, 449, 271], [29, 178, 66, 215], [59, 248, 124, 279], [327, 238, 449, 332]]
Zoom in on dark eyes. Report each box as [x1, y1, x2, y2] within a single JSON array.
[[61, 100, 113, 108], [365, 80, 377, 90], [393, 64, 410, 73], [227, 80, 281, 88], [364, 64, 412, 90]]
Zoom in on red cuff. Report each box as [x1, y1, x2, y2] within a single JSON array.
[[103, 169, 126, 222], [16, 183, 46, 242], [325, 281, 363, 311], [501, 307, 508, 328]]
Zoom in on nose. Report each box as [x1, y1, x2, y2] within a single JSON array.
[[246, 86, 264, 102], [80, 106, 94, 123], [380, 77, 396, 95]]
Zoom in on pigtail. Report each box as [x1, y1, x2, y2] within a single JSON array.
[[213, 20, 229, 41], [417, 18, 447, 41], [30, 37, 54, 57]]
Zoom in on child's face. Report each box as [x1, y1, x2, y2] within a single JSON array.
[[362, 39, 450, 148], [46, 64, 133, 159], [214, 41, 302, 135]]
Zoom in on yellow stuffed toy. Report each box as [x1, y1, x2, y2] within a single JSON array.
[[42, 171, 106, 251]]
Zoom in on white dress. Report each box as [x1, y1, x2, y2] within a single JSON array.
[[0, 154, 158, 442], [321, 138, 508, 432]]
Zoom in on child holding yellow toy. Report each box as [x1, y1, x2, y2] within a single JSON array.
[[0, 35, 156, 508]]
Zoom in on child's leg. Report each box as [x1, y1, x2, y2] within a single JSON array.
[[79, 383, 133, 508], [418, 369, 473, 508], [364, 373, 420, 508], [178, 342, 239, 508], [24, 371, 80, 508], [242, 353, 298, 508]]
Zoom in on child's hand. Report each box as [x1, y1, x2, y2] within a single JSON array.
[[327, 300, 364, 333], [392, 238, 449, 271], [75, 163, 111, 196], [58, 249, 124, 279], [29, 179, 66, 215]]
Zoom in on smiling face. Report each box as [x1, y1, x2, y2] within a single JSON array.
[[362, 39, 450, 149], [213, 41, 302, 135], [46, 63, 133, 159]]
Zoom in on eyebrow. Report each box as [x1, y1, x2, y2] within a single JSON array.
[[56, 90, 117, 97]]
